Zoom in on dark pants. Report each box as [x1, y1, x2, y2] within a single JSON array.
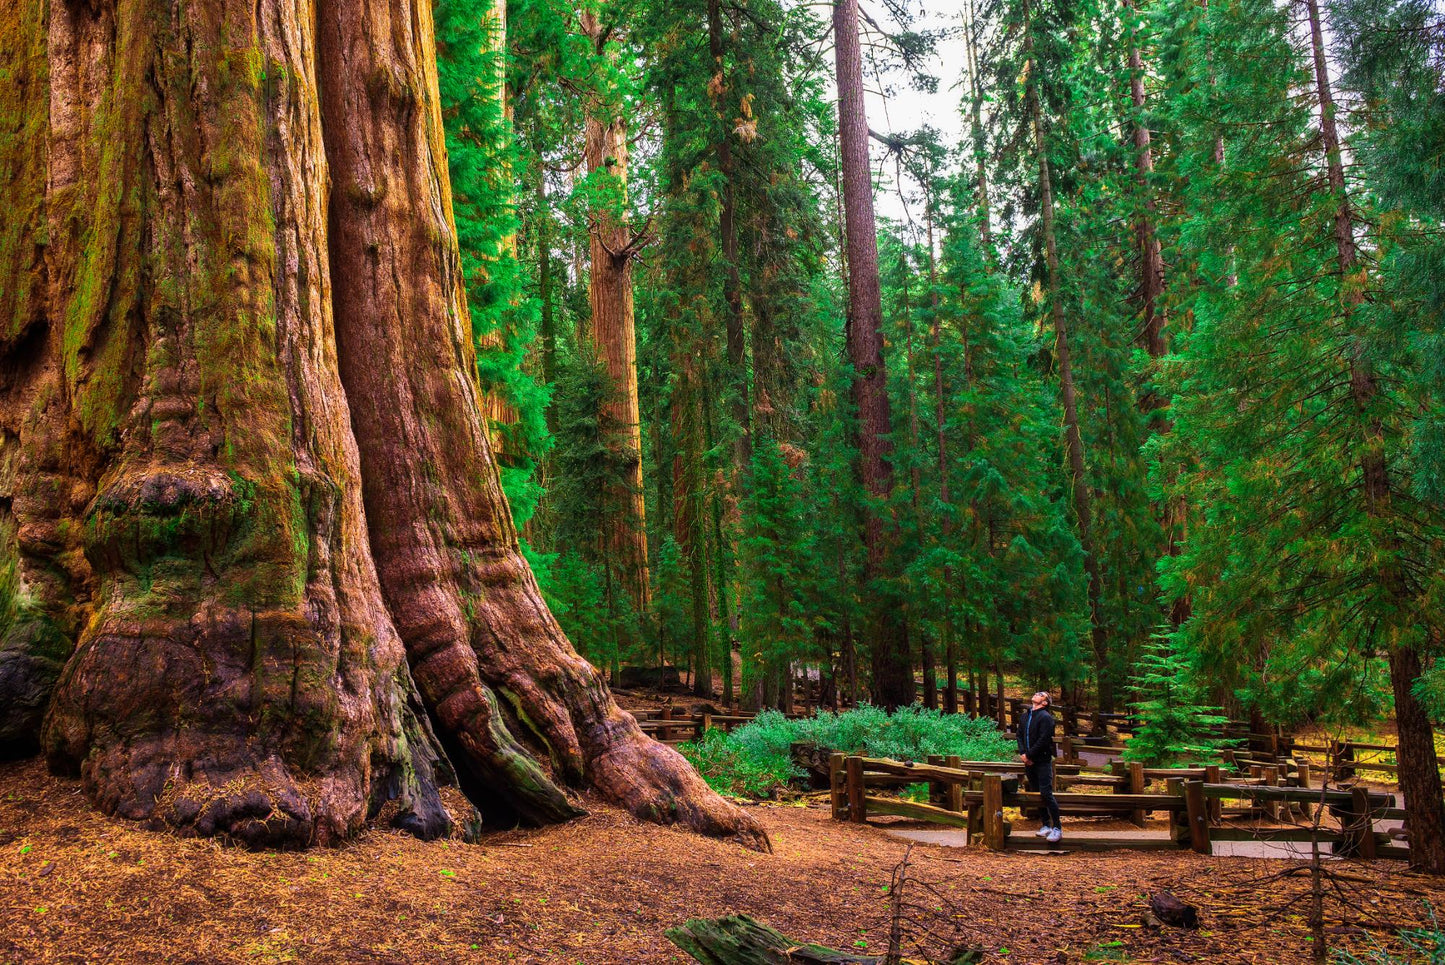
[[1026, 758, 1061, 829]]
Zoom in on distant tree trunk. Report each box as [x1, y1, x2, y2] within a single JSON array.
[[1126, 1, 1166, 365], [927, 205, 959, 716], [1023, 0, 1112, 711], [474, 0, 520, 453], [708, 0, 751, 483], [901, 259, 936, 711], [1303, 0, 1444, 874], [581, 11, 650, 614], [537, 178, 558, 432], [672, 350, 713, 700], [834, 0, 911, 710], [2, 0, 764, 852], [963, 0, 993, 248]]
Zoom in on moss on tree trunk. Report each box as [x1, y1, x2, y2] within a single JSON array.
[[0, 0, 766, 853]]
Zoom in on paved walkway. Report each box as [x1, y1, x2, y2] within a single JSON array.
[[885, 826, 1351, 859]]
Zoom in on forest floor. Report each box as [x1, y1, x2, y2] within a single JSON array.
[[3, 759, 1444, 965]]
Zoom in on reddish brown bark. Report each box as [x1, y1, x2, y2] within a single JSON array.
[[582, 11, 650, 615], [834, 0, 911, 710], [14, 0, 450, 846], [1125, 3, 1166, 364], [1303, 0, 1444, 874], [0, 0, 765, 853]]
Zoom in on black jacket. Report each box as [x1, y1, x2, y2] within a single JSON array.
[[1016, 707, 1056, 762]]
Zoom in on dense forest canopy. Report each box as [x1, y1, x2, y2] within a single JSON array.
[[443, 0, 1445, 867], [469, 0, 1443, 737], [0, 0, 1442, 872]]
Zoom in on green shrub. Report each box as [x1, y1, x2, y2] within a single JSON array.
[[678, 706, 1014, 800], [679, 727, 803, 799]]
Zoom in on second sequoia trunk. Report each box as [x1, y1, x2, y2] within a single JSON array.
[[0, 0, 764, 852]]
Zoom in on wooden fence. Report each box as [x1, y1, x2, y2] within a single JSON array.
[[828, 754, 1406, 859]]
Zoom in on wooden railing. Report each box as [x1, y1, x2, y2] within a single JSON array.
[[828, 753, 1408, 859]]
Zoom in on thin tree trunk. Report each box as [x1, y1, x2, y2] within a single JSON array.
[[474, 0, 520, 453], [1126, 0, 1166, 364], [901, 255, 936, 711], [538, 177, 558, 432], [963, 0, 993, 248], [834, 0, 911, 710], [1303, 0, 1445, 874], [927, 203, 959, 717], [1023, 0, 1112, 712], [708, 0, 750, 482]]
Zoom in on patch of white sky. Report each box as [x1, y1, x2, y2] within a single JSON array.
[[859, 1, 973, 234]]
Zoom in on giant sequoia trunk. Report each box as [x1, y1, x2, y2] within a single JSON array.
[[834, 0, 912, 710], [0, 0, 764, 853], [582, 11, 650, 615]]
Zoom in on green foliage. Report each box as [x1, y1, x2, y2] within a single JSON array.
[[1122, 633, 1233, 767], [681, 707, 1015, 800], [434, 0, 550, 529], [679, 726, 804, 800]]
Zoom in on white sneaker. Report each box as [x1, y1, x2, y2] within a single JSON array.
[[1034, 826, 1051, 837], [1046, 828, 1062, 844]]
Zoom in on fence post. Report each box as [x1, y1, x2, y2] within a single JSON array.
[[1205, 765, 1222, 823], [945, 755, 964, 813], [659, 706, 673, 742], [1339, 740, 1357, 782], [1263, 765, 1281, 821], [927, 755, 945, 806], [1184, 780, 1211, 854], [700, 712, 713, 737], [1128, 761, 1146, 827], [1166, 778, 1185, 845], [1350, 786, 1377, 860], [983, 773, 1005, 851], [846, 756, 866, 824], [830, 753, 847, 822], [967, 772, 984, 840]]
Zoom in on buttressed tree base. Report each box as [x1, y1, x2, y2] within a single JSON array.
[[0, 0, 766, 852]]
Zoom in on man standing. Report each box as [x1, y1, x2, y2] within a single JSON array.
[[1018, 691, 1062, 843]]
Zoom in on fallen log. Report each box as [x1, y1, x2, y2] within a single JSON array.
[[666, 915, 983, 965]]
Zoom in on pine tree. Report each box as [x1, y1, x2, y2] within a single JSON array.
[[1123, 633, 1231, 767]]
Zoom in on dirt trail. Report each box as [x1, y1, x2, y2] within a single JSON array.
[[1, 759, 1439, 964]]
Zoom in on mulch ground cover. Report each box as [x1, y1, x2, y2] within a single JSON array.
[[3, 757, 1441, 965]]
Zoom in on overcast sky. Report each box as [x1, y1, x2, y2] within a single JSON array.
[[860, 1, 971, 227]]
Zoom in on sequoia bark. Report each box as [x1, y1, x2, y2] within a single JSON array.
[[581, 11, 651, 615], [0, 0, 765, 852], [834, 0, 912, 710]]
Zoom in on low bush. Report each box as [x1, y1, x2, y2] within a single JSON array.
[[679, 705, 1015, 799]]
